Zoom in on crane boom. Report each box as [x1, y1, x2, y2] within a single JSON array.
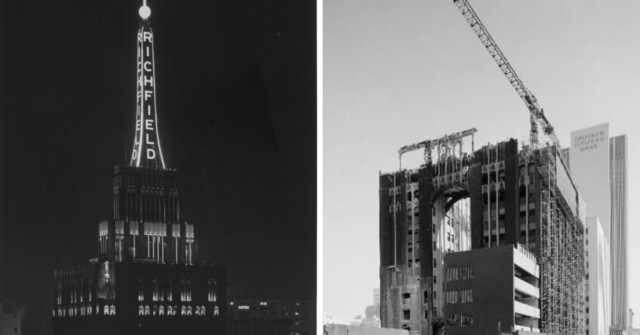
[[452, 0, 561, 150]]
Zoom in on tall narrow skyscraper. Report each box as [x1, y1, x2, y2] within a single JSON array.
[[52, 3, 226, 334], [610, 135, 628, 335], [566, 125, 628, 335]]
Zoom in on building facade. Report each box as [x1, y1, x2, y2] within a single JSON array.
[[379, 131, 585, 335], [364, 288, 382, 326], [228, 319, 293, 335], [568, 124, 611, 240], [585, 217, 611, 335], [51, 4, 227, 335], [443, 245, 540, 334], [566, 124, 628, 335], [325, 324, 409, 335], [609, 135, 628, 335], [1, 300, 23, 335], [227, 299, 315, 335]]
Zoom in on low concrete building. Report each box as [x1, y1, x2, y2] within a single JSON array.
[[228, 299, 315, 335], [228, 319, 293, 335], [325, 324, 409, 335], [21, 306, 52, 335], [443, 244, 540, 334], [1, 300, 24, 335]]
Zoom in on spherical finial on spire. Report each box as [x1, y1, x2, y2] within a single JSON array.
[[139, 4, 151, 20]]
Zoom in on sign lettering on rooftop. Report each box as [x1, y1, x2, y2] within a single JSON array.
[[131, 25, 166, 169]]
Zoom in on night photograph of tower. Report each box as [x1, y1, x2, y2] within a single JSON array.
[[0, 0, 316, 334]]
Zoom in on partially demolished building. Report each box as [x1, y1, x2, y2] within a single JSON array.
[[379, 129, 586, 335]]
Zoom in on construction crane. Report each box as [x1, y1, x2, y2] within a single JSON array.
[[452, 0, 561, 151], [452, 4, 588, 335]]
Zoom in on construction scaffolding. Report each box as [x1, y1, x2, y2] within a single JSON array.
[[451, 0, 587, 332], [537, 144, 585, 335]]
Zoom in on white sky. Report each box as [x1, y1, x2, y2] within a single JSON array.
[[324, 0, 640, 323]]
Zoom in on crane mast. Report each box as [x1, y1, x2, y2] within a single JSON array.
[[452, 0, 560, 151], [451, 3, 589, 335]]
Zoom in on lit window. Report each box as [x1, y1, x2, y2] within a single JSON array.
[[159, 306, 164, 315], [201, 306, 206, 315], [187, 306, 192, 315], [110, 305, 115, 315], [139, 306, 144, 315], [145, 305, 150, 315], [214, 306, 219, 316], [195, 306, 200, 315], [181, 306, 186, 315], [104, 305, 109, 315], [168, 306, 173, 315]]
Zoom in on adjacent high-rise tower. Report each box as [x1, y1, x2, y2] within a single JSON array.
[[565, 124, 629, 335], [52, 3, 226, 334], [610, 135, 629, 335]]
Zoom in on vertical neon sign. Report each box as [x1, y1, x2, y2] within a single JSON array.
[[131, 11, 166, 169]]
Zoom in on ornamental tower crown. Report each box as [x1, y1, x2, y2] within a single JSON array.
[[53, 3, 225, 330], [130, 1, 165, 169], [98, 1, 198, 266]]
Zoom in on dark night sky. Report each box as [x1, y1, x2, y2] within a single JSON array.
[[0, 0, 316, 308]]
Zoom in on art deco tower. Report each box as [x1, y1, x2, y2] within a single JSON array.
[[104, 5, 196, 266], [53, 3, 226, 334]]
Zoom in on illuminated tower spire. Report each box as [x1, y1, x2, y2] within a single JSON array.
[[130, 0, 166, 169]]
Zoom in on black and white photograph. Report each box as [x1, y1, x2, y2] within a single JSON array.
[[0, 0, 316, 334], [324, 1, 640, 335], [3, 0, 640, 335]]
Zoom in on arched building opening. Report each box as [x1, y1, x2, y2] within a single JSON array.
[[430, 186, 471, 322]]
